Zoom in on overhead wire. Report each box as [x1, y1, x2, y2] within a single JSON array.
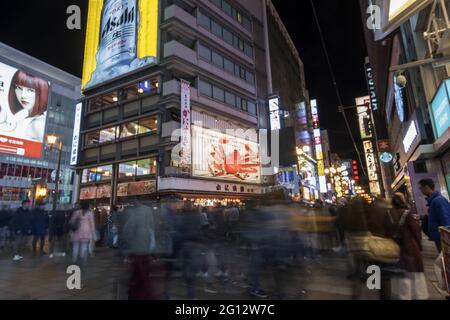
[[309, 0, 367, 177]]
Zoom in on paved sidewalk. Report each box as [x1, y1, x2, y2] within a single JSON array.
[[0, 239, 445, 300]]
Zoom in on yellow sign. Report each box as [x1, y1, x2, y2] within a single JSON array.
[[82, 0, 159, 90]]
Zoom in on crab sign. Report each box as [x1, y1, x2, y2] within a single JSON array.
[[208, 137, 260, 180]]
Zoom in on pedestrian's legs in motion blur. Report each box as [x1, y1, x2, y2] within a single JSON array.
[[128, 255, 151, 300]]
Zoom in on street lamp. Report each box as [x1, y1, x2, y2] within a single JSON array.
[[47, 134, 63, 215]]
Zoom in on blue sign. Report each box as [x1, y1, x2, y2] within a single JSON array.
[[431, 79, 450, 139]]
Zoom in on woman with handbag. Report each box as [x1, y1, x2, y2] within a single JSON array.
[[388, 193, 429, 300], [69, 201, 96, 265]]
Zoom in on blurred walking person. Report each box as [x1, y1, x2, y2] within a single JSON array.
[[69, 201, 96, 265], [0, 206, 12, 253], [10, 200, 32, 261], [49, 209, 70, 258], [388, 193, 429, 300], [31, 202, 49, 256], [120, 200, 155, 300]]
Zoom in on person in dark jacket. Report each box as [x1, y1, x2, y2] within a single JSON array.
[[31, 202, 49, 256], [10, 200, 32, 261], [49, 209, 70, 258], [419, 179, 450, 252]]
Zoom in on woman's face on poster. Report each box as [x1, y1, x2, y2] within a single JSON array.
[[15, 84, 36, 113]]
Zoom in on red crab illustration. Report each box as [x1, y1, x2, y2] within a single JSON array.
[[208, 137, 260, 180]]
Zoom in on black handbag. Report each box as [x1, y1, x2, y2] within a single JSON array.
[[421, 215, 429, 237], [69, 216, 81, 232]]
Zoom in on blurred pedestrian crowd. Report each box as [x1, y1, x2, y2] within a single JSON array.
[[0, 178, 449, 300]]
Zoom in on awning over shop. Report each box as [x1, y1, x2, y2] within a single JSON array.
[[373, 0, 434, 41], [410, 127, 450, 161]]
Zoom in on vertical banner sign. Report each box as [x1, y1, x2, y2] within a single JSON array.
[[365, 63, 378, 111], [70, 103, 83, 165], [180, 80, 191, 166], [363, 140, 381, 195], [269, 96, 281, 131], [311, 99, 326, 193]]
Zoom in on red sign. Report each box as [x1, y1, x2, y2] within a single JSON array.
[[117, 180, 156, 197], [79, 184, 112, 200], [378, 139, 392, 152], [0, 134, 43, 158]]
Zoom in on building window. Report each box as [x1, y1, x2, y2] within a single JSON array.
[[86, 131, 100, 146], [199, 79, 256, 115], [119, 158, 157, 179], [213, 86, 225, 102], [223, 28, 233, 45], [87, 78, 158, 113], [199, 43, 255, 84], [224, 57, 234, 74], [82, 165, 112, 183], [209, 0, 252, 31], [137, 117, 158, 134], [198, 10, 253, 57], [225, 92, 236, 106], [88, 91, 118, 112], [119, 161, 137, 179], [99, 127, 116, 144], [118, 122, 139, 139], [199, 80, 213, 97], [222, 0, 232, 16], [199, 44, 212, 61], [198, 11, 211, 29], [248, 102, 257, 115], [212, 51, 223, 67]]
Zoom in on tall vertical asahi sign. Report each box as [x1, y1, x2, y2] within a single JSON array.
[[180, 80, 191, 167]]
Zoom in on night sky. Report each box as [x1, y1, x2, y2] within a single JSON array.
[[0, 0, 368, 163]]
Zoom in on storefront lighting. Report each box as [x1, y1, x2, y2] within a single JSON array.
[[330, 168, 337, 174], [302, 145, 311, 153], [324, 168, 330, 174], [113, 96, 118, 102]]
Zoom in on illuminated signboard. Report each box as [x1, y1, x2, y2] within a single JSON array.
[[180, 80, 191, 166], [269, 96, 281, 130], [365, 63, 378, 111], [430, 79, 450, 139], [0, 61, 50, 159], [389, 0, 417, 21], [355, 96, 373, 140], [192, 126, 261, 183], [403, 121, 418, 153], [70, 103, 83, 165], [319, 175, 327, 193], [311, 99, 326, 192], [363, 140, 381, 195], [82, 0, 159, 90]]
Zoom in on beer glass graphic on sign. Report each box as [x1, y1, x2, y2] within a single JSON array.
[[96, 0, 138, 73], [82, 0, 158, 90]]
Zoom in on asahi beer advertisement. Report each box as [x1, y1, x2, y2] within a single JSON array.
[[82, 0, 159, 90], [0, 61, 50, 159], [192, 126, 261, 183]]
